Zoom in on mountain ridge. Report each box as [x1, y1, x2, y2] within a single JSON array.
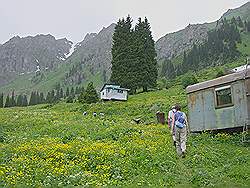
[[0, 34, 72, 87], [0, 2, 249, 94]]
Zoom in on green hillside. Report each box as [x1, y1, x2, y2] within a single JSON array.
[[1, 81, 249, 187], [0, 63, 71, 95], [221, 2, 250, 21], [0, 61, 103, 96], [238, 32, 250, 56], [1, 2, 249, 96]]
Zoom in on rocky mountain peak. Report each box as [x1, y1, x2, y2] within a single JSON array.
[[0, 34, 72, 86], [68, 23, 115, 72], [84, 33, 98, 41], [155, 23, 209, 60]]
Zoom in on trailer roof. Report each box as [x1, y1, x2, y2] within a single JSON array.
[[100, 84, 130, 92], [186, 66, 250, 94]]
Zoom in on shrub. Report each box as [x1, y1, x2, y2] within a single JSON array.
[[66, 96, 74, 103], [157, 78, 174, 90], [79, 82, 99, 104], [157, 78, 167, 90], [215, 69, 225, 78], [181, 73, 198, 89]]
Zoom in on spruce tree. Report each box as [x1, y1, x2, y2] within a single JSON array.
[[166, 60, 176, 79], [29, 92, 35, 106], [66, 87, 70, 98], [0, 93, 3, 108], [134, 17, 157, 92], [36, 91, 40, 104], [231, 17, 237, 26], [161, 59, 175, 79], [80, 82, 98, 104], [78, 86, 85, 103], [110, 16, 135, 91], [5, 95, 10, 108], [236, 16, 243, 27], [70, 87, 75, 98], [60, 88, 64, 99], [22, 95, 28, 107], [182, 51, 188, 74], [161, 60, 168, 78], [244, 20, 248, 31], [247, 21, 250, 32], [51, 90, 55, 103], [56, 89, 60, 101], [46, 91, 51, 103], [40, 92, 45, 104], [16, 94, 23, 107], [10, 91, 16, 107]]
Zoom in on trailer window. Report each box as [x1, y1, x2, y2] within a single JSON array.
[[118, 90, 123, 93], [215, 86, 233, 108]]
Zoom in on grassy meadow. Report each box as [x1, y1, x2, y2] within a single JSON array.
[[0, 86, 249, 187]]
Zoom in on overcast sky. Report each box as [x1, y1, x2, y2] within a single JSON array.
[[0, 0, 249, 44]]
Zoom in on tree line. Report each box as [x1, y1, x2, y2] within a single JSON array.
[[0, 82, 99, 108], [160, 16, 249, 80], [110, 16, 158, 93]]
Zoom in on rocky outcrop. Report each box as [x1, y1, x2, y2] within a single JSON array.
[[0, 34, 72, 86], [155, 24, 209, 60], [69, 23, 115, 74], [61, 24, 115, 86], [221, 2, 250, 21]]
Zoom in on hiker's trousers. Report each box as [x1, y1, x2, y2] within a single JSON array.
[[175, 126, 187, 155]]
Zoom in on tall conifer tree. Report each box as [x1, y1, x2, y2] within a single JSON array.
[[161, 59, 175, 79], [16, 94, 23, 107], [66, 87, 70, 98], [5, 95, 10, 108], [0, 93, 3, 108], [29, 92, 35, 106], [110, 16, 136, 91], [51, 90, 55, 103], [36, 91, 40, 104], [134, 17, 158, 92], [22, 95, 28, 107], [10, 91, 16, 107], [40, 92, 45, 104], [46, 91, 51, 103], [60, 88, 64, 99], [79, 82, 98, 104]]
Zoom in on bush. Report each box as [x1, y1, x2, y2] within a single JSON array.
[[79, 82, 99, 104], [66, 96, 74, 103], [157, 78, 174, 90], [181, 73, 198, 89], [157, 78, 167, 90], [215, 69, 225, 78]]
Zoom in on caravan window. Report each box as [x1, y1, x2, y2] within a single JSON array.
[[118, 90, 123, 93], [215, 86, 233, 108]]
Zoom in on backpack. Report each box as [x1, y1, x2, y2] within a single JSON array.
[[174, 111, 186, 129]]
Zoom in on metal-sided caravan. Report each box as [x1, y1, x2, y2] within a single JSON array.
[[186, 67, 250, 134], [100, 84, 130, 101]]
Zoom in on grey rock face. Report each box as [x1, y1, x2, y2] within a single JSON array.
[[0, 34, 72, 86], [221, 1, 250, 21], [69, 23, 115, 74], [155, 24, 209, 60]]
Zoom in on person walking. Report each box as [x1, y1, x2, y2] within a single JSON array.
[[168, 106, 176, 146], [171, 104, 189, 158]]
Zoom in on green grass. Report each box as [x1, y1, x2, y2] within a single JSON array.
[[0, 61, 104, 96], [0, 62, 72, 95], [0, 86, 249, 187]]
